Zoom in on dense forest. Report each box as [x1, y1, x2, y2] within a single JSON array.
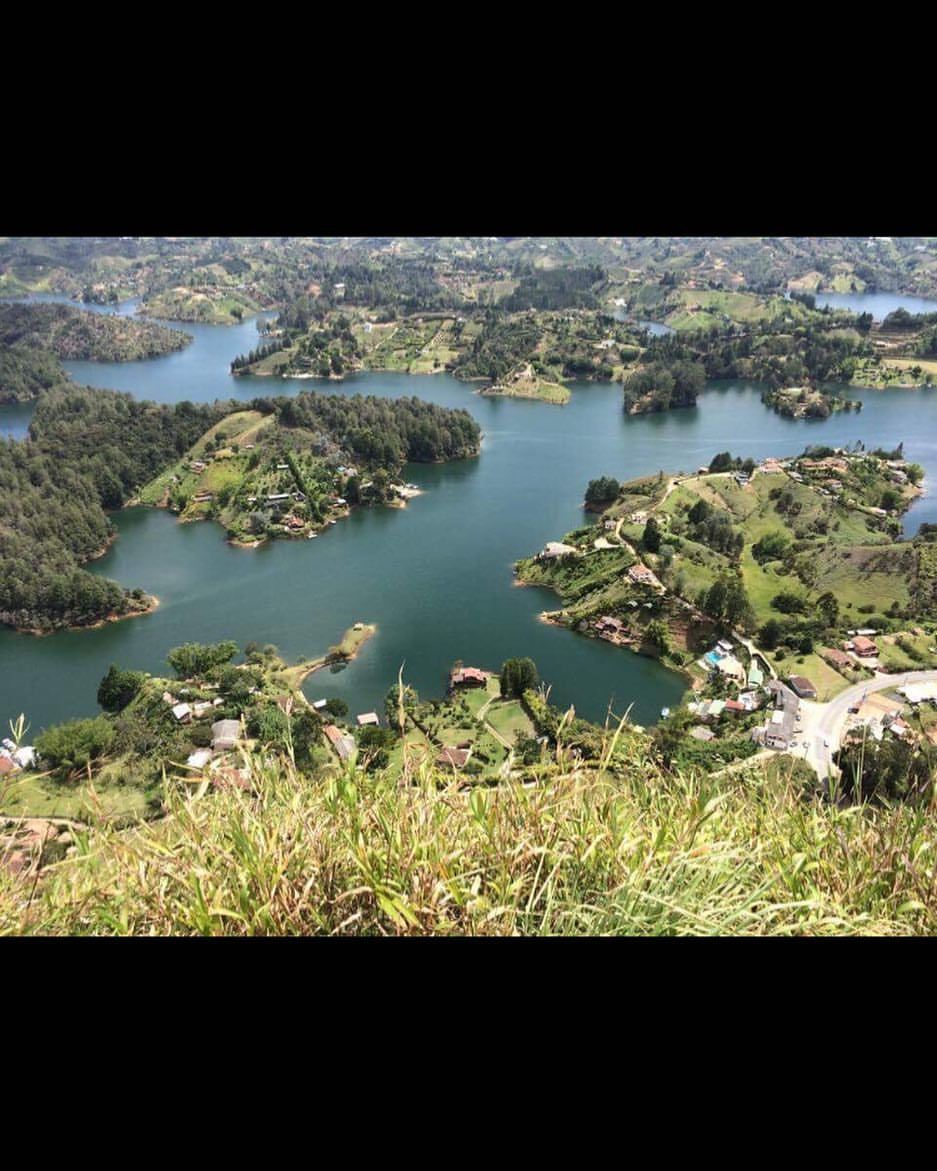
[[0, 343, 70, 403], [451, 315, 541, 382], [501, 265, 605, 312], [0, 302, 190, 364], [0, 388, 223, 631], [643, 323, 870, 389], [268, 392, 481, 467]]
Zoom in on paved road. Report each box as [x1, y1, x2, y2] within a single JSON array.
[[797, 670, 937, 778]]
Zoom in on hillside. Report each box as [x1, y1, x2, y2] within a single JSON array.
[[4, 735, 936, 935], [516, 448, 933, 684], [0, 301, 190, 366], [135, 393, 481, 544]]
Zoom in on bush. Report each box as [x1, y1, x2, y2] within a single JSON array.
[[36, 716, 116, 777]]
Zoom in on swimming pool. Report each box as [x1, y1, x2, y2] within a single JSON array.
[[704, 651, 723, 666]]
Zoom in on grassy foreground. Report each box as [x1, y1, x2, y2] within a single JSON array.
[[3, 735, 936, 935]]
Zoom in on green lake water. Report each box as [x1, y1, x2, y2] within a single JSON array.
[[3, 296, 937, 732]]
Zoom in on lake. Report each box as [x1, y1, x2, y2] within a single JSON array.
[[3, 294, 937, 733], [813, 291, 937, 320]]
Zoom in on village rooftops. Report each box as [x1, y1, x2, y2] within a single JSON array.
[[787, 675, 817, 699], [852, 636, 878, 656], [172, 703, 192, 723], [823, 647, 854, 670], [356, 712, 380, 726], [186, 748, 213, 770]]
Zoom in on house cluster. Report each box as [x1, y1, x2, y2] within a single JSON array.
[[0, 738, 37, 777], [592, 615, 635, 647], [698, 639, 747, 683], [842, 691, 915, 746], [752, 680, 801, 751]]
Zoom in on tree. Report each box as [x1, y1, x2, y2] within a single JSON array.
[[97, 664, 145, 713], [500, 658, 539, 698], [585, 476, 621, 506], [644, 619, 671, 655], [642, 517, 662, 553], [166, 641, 239, 679], [816, 591, 839, 629], [323, 697, 349, 719], [758, 618, 786, 650], [36, 716, 116, 777]]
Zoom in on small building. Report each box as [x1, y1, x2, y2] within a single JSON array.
[[725, 699, 745, 714], [787, 676, 817, 700], [171, 703, 192, 724], [186, 748, 213, 770], [450, 667, 488, 689], [595, 615, 626, 636], [11, 746, 36, 770], [852, 635, 878, 657], [266, 492, 292, 505], [436, 746, 471, 769], [211, 719, 241, 751], [628, 564, 657, 586], [823, 647, 854, 671], [540, 541, 578, 560], [765, 707, 795, 750], [324, 724, 356, 761], [716, 639, 734, 654], [747, 663, 765, 688], [192, 701, 215, 718], [356, 712, 380, 727]]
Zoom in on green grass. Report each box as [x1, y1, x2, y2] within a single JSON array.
[[7, 740, 937, 935], [485, 698, 535, 742]]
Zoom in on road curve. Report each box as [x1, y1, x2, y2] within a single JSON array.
[[798, 669, 937, 777]]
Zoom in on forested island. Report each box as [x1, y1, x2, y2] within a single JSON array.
[[136, 391, 481, 546], [0, 385, 480, 632], [0, 302, 190, 403]]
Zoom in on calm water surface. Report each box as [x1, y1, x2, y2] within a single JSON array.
[[3, 295, 937, 731]]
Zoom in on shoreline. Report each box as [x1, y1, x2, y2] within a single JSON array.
[[281, 623, 378, 691], [10, 594, 160, 639]]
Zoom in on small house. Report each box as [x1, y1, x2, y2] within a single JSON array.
[[211, 719, 241, 751], [788, 676, 817, 700], [450, 667, 488, 689], [436, 746, 471, 769], [172, 703, 192, 724], [186, 748, 213, 770], [324, 724, 355, 760], [356, 712, 380, 727], [852, 636, 878, 657]]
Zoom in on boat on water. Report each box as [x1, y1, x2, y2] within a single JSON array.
[[660, 707, 671, 719]]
